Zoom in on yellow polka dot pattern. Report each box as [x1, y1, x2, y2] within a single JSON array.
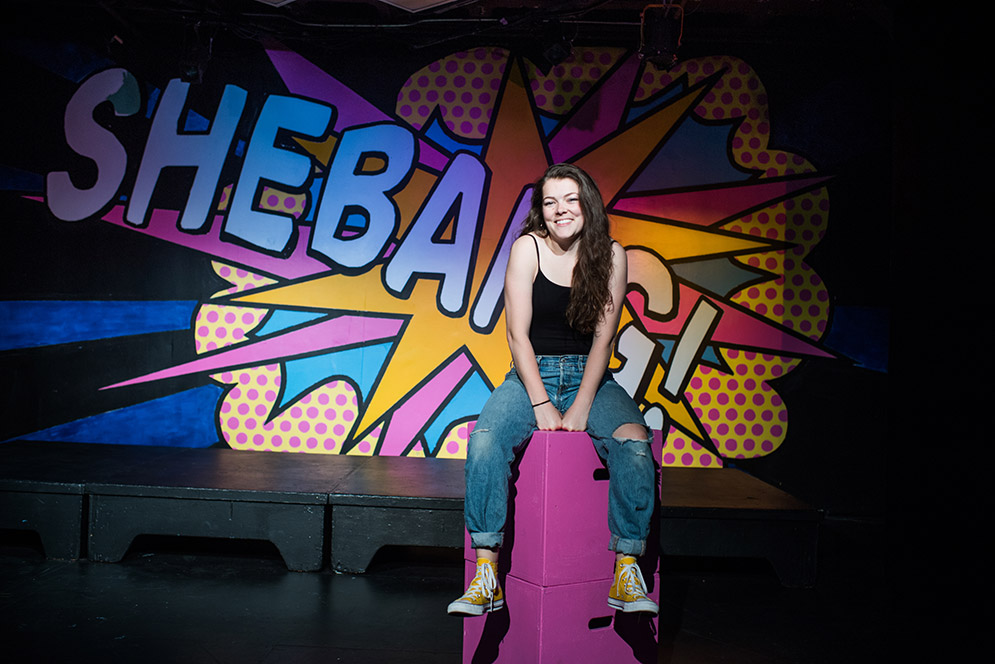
[[207, 260, 277, 299], [199, 52, 826, 465], [395, 47, 625, 139], [722, 191, 830, 343], [195, 262, 273, 353], [348, 426, 382, 456], [257, 186, 307, 219], [396, 47, 508, 140], [730, 262, 831, 342], [661, 429, 723, 468], [194, 302, 267, 354], [217, 181, 308, 220], [635, 55, 829, 467], [343, 421, 470, 458], [194, 263, 359, 454], [640, 55, 831, 333], [435, 421, 472, 459], [526, 48, 626, 115], [217, 183, 232, 211], [196, 262, 461, 458], [680, 352, 793, 463], [218, 365, 360, 454], [721, 190, 829, 285]]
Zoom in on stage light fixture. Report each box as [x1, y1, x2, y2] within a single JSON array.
[[639, 3, 684, 70]]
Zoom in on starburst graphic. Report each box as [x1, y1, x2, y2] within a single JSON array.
[[90, 46, 835, 465]]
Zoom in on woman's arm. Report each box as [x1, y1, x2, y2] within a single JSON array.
[[504, 235, 563, 430], [560, 242, 628, 432]]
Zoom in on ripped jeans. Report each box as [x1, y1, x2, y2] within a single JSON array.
[[465, 355, 655, 556]]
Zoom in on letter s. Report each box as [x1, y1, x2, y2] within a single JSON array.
[[46, 68, 139, 221]]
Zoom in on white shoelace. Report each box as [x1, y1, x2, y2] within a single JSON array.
[[463, 563, 497, 609], [465, 562, 498, 603], [618, 559, 648, 598]]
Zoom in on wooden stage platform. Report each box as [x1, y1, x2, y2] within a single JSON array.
[[0, 440, 822, 587]]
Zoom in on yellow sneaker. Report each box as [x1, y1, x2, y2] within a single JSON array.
[[447, 558, 504, 616], [608, 556, 659, 614]]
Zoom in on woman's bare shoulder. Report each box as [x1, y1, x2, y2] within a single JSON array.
[[510, 233, 540, 256], [610, 239, 627, 259], [507, 233, 539, 273]]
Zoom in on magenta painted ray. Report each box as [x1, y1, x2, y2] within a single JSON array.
[[103, 314, 404, 389], [266, 46, 449, 172], [99, 204, 330, 281], [375, 351, 473, 456], [629, 284, 834, 359], [613, 175, 833, 226], [548, 53, 642, 163]]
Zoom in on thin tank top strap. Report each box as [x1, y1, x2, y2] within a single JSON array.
[[530, 234, 542, 274]]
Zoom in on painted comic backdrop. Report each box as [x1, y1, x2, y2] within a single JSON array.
[[7, 43, 841, 467]]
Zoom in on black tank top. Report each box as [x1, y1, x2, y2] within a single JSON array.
[[528, 235, 594, 355]]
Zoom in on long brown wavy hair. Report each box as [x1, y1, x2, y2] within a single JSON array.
[[520, 163, 615, 335]]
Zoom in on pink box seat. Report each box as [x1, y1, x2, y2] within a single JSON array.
[[462, 430, 663, 663]]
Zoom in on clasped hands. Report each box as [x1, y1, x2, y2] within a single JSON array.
[[534, 401, 588, 432]]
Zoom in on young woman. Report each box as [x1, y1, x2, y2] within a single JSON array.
[[448, 163, 658, 616]]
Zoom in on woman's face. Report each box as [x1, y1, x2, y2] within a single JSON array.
[[541, 177, 585, 248]]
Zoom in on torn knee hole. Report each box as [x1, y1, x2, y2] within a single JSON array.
[[612, 424, 648, 440]]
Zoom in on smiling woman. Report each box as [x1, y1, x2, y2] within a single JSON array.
[[449, 163, 659, 618], [519, 163, 617, 340], [540, 177, 586, 251]]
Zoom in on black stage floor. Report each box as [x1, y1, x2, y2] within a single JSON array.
[[2, 518, 887, 664]]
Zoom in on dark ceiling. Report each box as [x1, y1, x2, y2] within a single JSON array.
[[9, 0, 891, 54]]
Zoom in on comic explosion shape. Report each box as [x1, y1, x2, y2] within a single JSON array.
[[100, 46, 835, 463]]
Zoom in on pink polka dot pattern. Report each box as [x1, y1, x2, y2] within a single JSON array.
[[637, 56, 819, 177], [730, 260, 831, 342], [661, 429, 723, 468], [210, 261, 276, 297], [436, 421, 472, 459], [194, 303, 268, 354], [340, 421, 472, 458], [348, 426, 382, 456], [218, 365, 359, 455], [721, 189, 830, 281], [257, 186, 307, 220], [720, 171, 828, 295], [641, 56, 832, 325], [395, 47, 624, 139], [217, 183, 232, 211], [526, 48, 625, 115], [682, 357, 790, 462], [197, 258, 361, 455], [396, 47, 509, 139], [635, 56, 829, 462], [217, 181, 308, 220], [194, 262, 273, 354], [200, 51, 823, 467]]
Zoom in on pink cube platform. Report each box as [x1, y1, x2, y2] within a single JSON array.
[[462, 430, 663, 663], [461, 560, 660, 664], [464, 430, 663, 586]]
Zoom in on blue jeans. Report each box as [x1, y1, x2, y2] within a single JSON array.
[[465, 355, 656, 556]]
